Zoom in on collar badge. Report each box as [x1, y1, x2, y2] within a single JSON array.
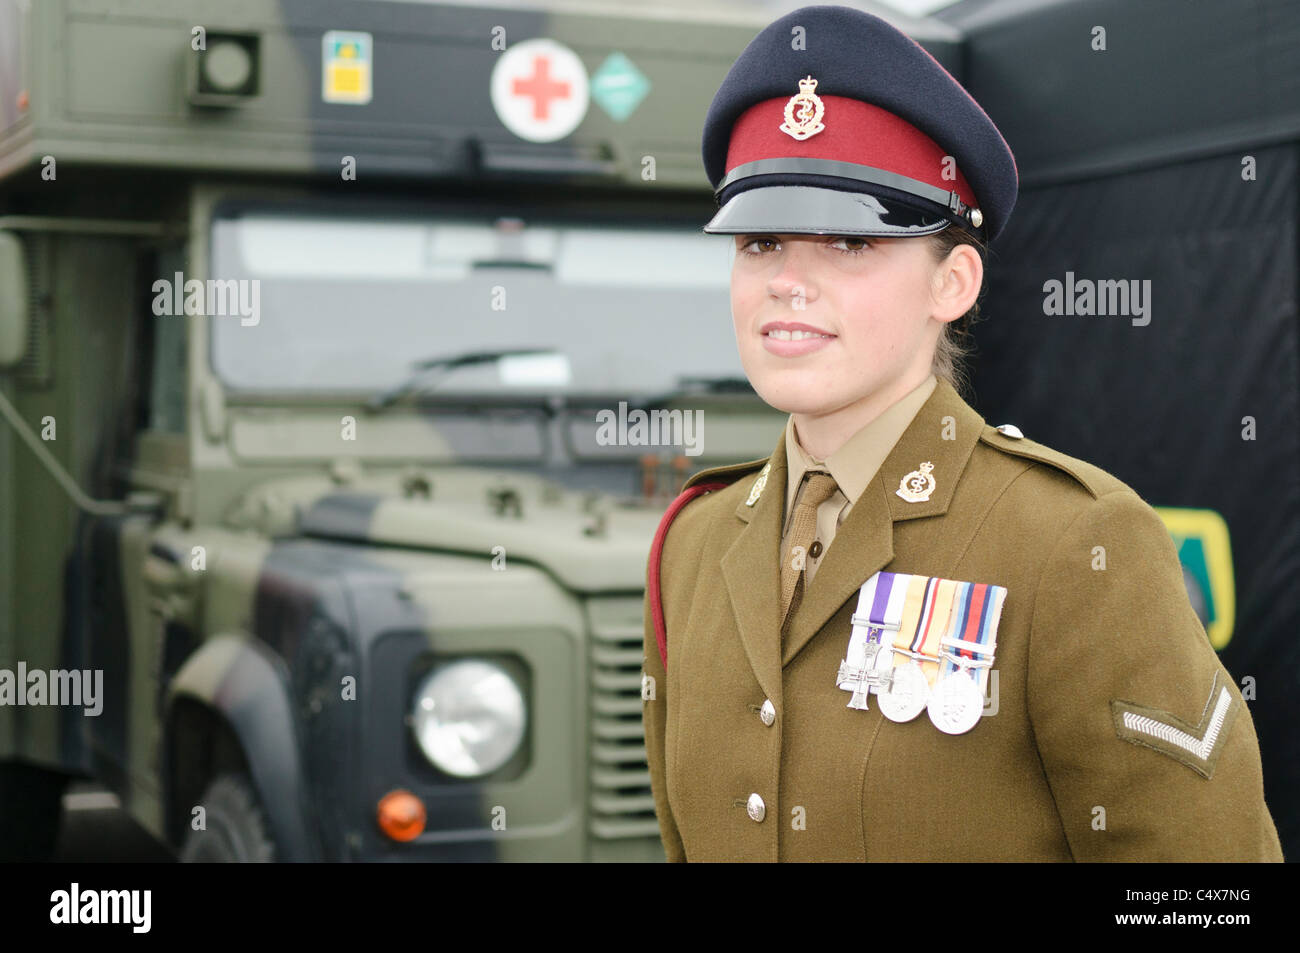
[[896, 461, 936, 503], [746, 462, 772, 506]]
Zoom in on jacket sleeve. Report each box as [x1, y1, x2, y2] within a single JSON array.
[[1026, 488, 1283, 861], [643, 544, 686, 863]]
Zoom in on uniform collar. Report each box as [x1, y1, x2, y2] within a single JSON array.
[[722, 375, 986, 698], [783, 373, 937, 530]]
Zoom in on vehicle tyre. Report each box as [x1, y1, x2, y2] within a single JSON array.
[[0, 760, 68, 861], [178, 773, 276, 862]]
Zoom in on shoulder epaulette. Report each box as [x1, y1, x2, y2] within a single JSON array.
[[681, 455, 770, 492], [978, 423, 1124, 500]]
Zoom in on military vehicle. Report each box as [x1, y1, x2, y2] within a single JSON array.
[[2, 0, 979, 860]]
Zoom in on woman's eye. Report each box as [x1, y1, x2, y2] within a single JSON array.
[[831, 236, 872, 255], [738, 237, 778, 256]]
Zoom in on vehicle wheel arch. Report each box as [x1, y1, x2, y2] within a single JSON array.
[[163, 633, 317, 861]]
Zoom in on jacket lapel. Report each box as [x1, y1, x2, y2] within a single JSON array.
[[780, 378, 987, 666], [719, 429, 788, 706]]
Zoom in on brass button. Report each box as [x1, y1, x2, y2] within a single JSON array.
[[759, 699, 776, 726], [746, 793, 766, 822], [809, 539, 823, 559], [995, 423, 1024, 439]]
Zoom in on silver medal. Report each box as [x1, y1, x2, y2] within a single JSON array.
[[838, 611, 888, 710], [877, 660, 929, 722], [837, 640, 880, 711], [927, 670, 984, 734]]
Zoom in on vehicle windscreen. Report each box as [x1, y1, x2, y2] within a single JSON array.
[[208, 208, 744, 397]]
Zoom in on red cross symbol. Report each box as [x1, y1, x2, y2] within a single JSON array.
[[512, 56, 571, 120]]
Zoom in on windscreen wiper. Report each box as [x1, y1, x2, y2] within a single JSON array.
[[367, 347, 558, 411]]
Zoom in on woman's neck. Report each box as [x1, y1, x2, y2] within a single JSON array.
[[791, 369, 932, 462]]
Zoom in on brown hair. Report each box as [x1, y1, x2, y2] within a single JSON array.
[[925, 222, 987, 402]]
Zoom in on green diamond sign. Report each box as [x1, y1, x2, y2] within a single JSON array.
[[591, 52, 650, 122]]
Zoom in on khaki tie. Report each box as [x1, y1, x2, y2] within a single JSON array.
[[779, 471, 840, 628]]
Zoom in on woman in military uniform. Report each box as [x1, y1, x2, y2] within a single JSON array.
[[641, 5, 1283, 862]]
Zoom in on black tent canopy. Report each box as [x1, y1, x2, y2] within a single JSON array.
[[935, 0, 1300, 859]]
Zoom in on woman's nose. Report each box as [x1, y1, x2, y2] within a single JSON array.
[[767, 250, 818, 305]]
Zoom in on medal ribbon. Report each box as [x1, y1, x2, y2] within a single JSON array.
[[838, 571, 907, 688], [937, 580, 1006, 695], [889, 575, 958, 688]]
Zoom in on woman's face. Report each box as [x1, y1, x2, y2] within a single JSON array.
[[729, 232, 972, 417]]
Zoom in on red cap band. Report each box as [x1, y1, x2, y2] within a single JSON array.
[[723, 95, 979, 211]]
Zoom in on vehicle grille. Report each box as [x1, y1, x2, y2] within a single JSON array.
[[587, 598, 660, 840]]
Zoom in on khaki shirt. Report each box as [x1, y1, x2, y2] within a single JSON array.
[[782, 373, 936, 588]]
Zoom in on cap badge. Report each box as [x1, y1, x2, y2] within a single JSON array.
[[780, 75, 826, 141], [896, 461, 936, 503]]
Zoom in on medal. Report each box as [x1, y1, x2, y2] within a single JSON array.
[[837, 571, 905, 710], [927, 668, 984, 734], [838, 571, 1008, 736], [928, 580, 1006, 735], [837, 645, 878, 710], [876, 576, 956, 721], [877, 658, 929, 722]]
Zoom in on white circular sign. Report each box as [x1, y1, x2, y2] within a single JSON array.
[[491, 38, 589, 143]]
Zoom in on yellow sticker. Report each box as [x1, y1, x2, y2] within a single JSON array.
[[323, 31, 372, 104], [1154, 506, 1235, 649]]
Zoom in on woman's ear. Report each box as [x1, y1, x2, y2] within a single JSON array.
[[930, 244, 982, 323]]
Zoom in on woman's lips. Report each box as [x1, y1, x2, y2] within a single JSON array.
[[760, 322, 836, 357]]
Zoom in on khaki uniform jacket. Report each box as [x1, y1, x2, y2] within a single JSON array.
[[641, 378, 1284, 861]]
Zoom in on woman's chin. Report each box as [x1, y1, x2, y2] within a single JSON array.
[[749, 380, 851, 417]]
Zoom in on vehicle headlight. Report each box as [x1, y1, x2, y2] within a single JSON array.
[[411, 660, 526, 778]]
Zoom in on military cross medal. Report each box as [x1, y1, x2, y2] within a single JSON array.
[[838, 573, 904, 710], [837, 635, 884, 709]]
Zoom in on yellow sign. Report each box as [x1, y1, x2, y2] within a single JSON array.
[[1154, 506, 1235, 649], [323, 31, 372, 105]]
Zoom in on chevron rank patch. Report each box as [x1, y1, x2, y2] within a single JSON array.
[[1110, 672, 1239, 779]]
